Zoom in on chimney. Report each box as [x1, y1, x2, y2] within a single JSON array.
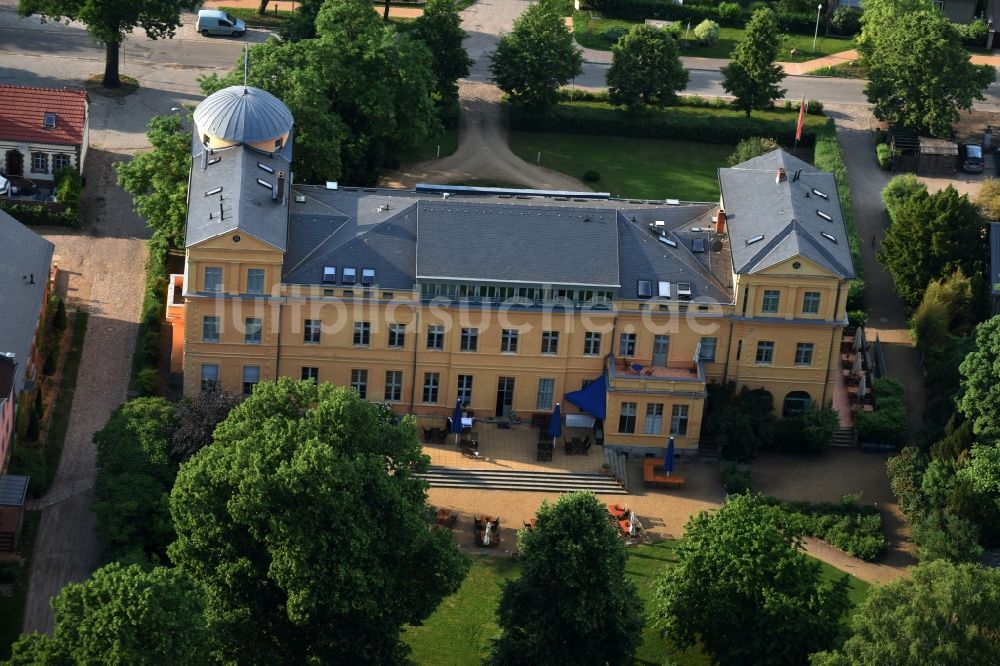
[[776, 167, 786, 184], [793, 168, 802, 181], [715, 209, 727, 234], [29, 273, 35, 285], [276, 171, 285, 203]]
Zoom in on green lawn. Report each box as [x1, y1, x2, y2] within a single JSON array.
[[572, 15, 853, 62], [403, 540, 871, 666], [509, 132, 731, 201], [398, 128, 460, 165], [810, 62, 868, 79]]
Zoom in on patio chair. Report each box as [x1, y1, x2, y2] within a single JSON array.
[[445, 514, 458, 529], [536, 448, 552, 462], [578, 436, 592, 455], [563, 438, 576, 455]]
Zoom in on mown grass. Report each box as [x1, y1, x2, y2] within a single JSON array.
[[810, 62, 868, 79], [403, 539, 871, 665], [572, 15, 853, 62], [398, 128, 460, 164]]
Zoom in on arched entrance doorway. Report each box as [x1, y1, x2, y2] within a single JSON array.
[[782, 391, 812, 417], [4, 150, 23, 177]]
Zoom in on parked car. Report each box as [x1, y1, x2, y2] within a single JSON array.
[[196, 10, 245, 37], [961, 143, 985, 173]]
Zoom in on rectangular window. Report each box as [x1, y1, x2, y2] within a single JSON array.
[[457, 374, 474, 405], [242, 366, 260, 397], [244, 317, 262, 345], [762, 289, 781, 313], [304, 319, 321, 344], [803, 291, 821, 314], [541, 331, 559, 355], [500, 329, 519, 353], [202, 316, 220, 343], [536, 378, 555, 410], [618, 402, 637, 433], [670, 405, 689, 436], [385, 371, 403, 402], [301, 367, 319, 382], [583, 332, 602, 356], [200, 364, 219, 391], [755, 341, 774, 365], [353, 322, 370, 346], [30, 152, 48, 174], [204, 266, 222, 292], [423, 372, 440, 404], [388, 323, 406, 348], [795, 342, 815, 366], [644, 403, 664, 435], [53, 153, 71, 171], [460, 328, 478, 352], [246, 268, 265, 295], [351, 369, 368, 399], [427, 325, 444, 350], [700, 337, 717, 362], [619, 333, 636, 357]]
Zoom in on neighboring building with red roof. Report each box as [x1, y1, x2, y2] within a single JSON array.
[[0, 84, 89, 187]]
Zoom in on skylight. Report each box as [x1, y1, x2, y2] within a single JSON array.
[[658, 236, 678, 248], [747, 234, 764, 245], [693, 238, 706, 252], [637, 280, 652, 298], [208, 156, 221, 166], [257, 162, 274, 174], [205, 187, 222, 196], [821, 232, 837, 243], [658, 281, 672, 298], [43, 112, 56, 129], [812, 188, 829, 200], [816, 210, 832, 221], [257, 178, 273, 189]]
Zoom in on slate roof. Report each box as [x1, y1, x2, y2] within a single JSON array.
[[0, 210, 53, 395], [184, 139, 292, 251], [719, 150, 855, 279], [415, 201, 621, 286], [193, 86, 294, 144], [0, 84, 88, 146]]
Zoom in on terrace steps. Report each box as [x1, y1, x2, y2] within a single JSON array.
[[416, 467, 628, 494]]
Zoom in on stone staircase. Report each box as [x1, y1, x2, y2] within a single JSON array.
[[832, 427, 857, 448], [698, 434, 719, 459], [416, 467, 628, 494]]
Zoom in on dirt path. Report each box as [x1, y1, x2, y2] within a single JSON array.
[[381, 81, 590, 191]]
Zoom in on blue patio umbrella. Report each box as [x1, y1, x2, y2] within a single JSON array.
[[664, 436, 675, 475], [548, 403, 562, 448], [450, 399, 464, 445]]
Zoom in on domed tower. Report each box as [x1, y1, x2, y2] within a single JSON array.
[[192, 85, 294, 153]]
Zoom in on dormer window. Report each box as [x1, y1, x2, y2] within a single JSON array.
[[322, 267, 336, 284], [343, 267, 357, 285], [361, 268, 375, 285], [43, 113, 55, 129]]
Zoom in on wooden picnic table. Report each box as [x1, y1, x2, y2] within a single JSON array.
[[643, 458, 686, 489], [435, 508, 450, 525]]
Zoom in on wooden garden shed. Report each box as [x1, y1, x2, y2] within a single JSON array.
[[918, 137, 958, 175]]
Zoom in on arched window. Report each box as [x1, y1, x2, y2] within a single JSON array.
[[783, 391, 812, 417]]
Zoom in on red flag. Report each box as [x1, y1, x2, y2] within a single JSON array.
[[795, 95, 806, 142]]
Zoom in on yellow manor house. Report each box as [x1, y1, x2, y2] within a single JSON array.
[[167, 86, 855, 453]]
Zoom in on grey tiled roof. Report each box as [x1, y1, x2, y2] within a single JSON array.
[[192, 86, 294, 144], [0, 210, 53, 394], [415, 201, 621, 286], [185, 141, 291, 250], [719, 150, 855, 278]]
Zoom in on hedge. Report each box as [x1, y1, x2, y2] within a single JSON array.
[[763, 495, 887, 561], [131, 236, 168, 391], [509, 102, 818, 148], [856, 378, 907, 447], [587, 0, 820, 33], [0, 201, 79, 227]]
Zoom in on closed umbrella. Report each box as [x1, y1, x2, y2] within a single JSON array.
[[628, 511, 638, 536], [852, 353, 862, 374], [664, 436, 675, 475], [858, 373, 867, 401], [548, 403, 562, 449], [450, 399, 463, 446], [482, 521, 492, 546]]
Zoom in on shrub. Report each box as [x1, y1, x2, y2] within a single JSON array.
[[717, 1, 741, 23], [693, 19, 720, 45], [882, 173, 926, 224], [42, 350, 55, 376], [721, 464, 751, 494], [814, 125, 864, 308], [856, 403, 907, 447], [603, 25, 629, 43], [830, 5, 861, 35], [762, 496, 887, 560], [25, 411, 40, 442], [801, 404, 839, 452], [876, 143, 892, 170], [583, 169, 601, 182], [957, 19, 988, 48], [33, 389, 43, 419], [0, 201, 79, 227], [847, 279, 866, 311], [54, 167, 82, 211], [8, 445, 47, 497], [53, 298, 67, 332], [136, 367, 159, 396], [847, 310, 867, 327], [728, 136, 780, 166], [874, 128, 887, 145], [806, 99, 823, 115]]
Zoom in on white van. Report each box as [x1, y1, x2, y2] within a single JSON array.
[[196, 10, 246, 37]]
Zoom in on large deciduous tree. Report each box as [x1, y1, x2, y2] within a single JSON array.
[[170, 383, 240, 463], [959, 316, 1000, 445], [720, 8, 786, 117], [810, 560, 1000, 665], [863, 9, 993, 136], [877, 185, 987, 311], [18, 0, 190, 88], [489, 1, 582, 110], [654, 494, 850, 666], [115, 114, 191, 249], [92, 397, 177, 565], [168, 379, 468, 664], [6, 563, 208, 665], [607, 24, 688, 111], [491, 492, 643, 665], [855, 0, 932, 59], [201, 0, 438, 185], [413, 0, 472, 117]]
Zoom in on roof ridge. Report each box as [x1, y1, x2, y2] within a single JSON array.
[[739, 219, 796, 273], [0, 84, 88, 95]]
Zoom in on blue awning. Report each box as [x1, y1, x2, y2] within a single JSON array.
[[564, 375, 607, 421]]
